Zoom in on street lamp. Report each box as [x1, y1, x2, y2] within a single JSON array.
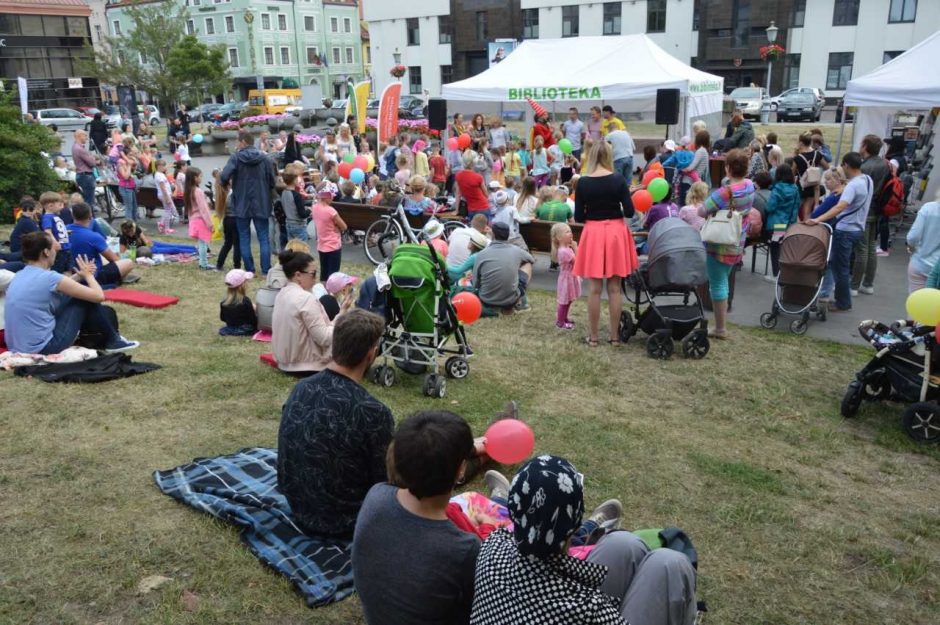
[[762, 21, 779, 124]]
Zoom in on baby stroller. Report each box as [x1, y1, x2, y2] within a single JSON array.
[[619, 218, 710, 360], [369, 242, 471, 398], [760, 223, 832, 335], [842, 320, 939, 443]]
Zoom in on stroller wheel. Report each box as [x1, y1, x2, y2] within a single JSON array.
[[646, 333, 674, 360], [376, 365, 396, 388], [619, 312, 635, 343], [817, 304, 828, 321], [681, 330, 710, 359], [445, 356, 470, 379], [759, 312, 777, 329], [841, 381, 863, 418], [790, 319, 809, 335], [902, 403, 940, 443], [862, 370, 891, 401], [424, 374, 446, 398]]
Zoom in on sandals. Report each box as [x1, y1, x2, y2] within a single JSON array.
[[707, 329, 728, 340], [608, 340, 622, 346], [584, 337, 599, 347]]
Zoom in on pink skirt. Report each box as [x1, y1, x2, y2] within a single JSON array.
[[573, 219, 639, 279], [189, 216, 212, 242]]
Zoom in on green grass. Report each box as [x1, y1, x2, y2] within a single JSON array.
[[0, 232, 937, 625]]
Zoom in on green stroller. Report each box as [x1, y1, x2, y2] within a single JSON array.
[[368, 242, 472, 398]]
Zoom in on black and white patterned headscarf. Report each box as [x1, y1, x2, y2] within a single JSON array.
[[508, 455, 585, 559]]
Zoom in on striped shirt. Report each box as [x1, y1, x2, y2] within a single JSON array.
[[702, 179, 755, 265]]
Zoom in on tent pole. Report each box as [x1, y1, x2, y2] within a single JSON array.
[[835, 106, 848, 163]]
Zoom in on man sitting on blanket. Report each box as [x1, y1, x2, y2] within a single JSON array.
[[66, 202, 137, 286], [277, 309, 393, 538]]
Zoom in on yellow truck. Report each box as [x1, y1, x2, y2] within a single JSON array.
[[247, 89, 302, 115]]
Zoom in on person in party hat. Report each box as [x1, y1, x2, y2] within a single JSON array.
[[528, 97, 556, 151]]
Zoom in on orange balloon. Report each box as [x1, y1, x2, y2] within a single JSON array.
[[452, 291, 482, 324], [632, 189, 653, 213], [641, 169, 663, 187], [457, 133, 472, 150]]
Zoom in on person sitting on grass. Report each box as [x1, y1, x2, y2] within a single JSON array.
[[320, 271, 359, 321], [66, 202, 137, 286], [472, 222, 534, 314], [8, 199, 40, 255], [277, 309, 392, 538], [447, 229, 490, 289], [118, 220, 153, 257], [3, 232, 138, 355], [219, 269, 257, 336]]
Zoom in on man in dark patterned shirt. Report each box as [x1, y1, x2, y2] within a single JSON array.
[[277, 309, 393, 538]]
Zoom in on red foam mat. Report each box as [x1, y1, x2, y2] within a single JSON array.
[[105, 288, 180, 309], [260, 352, 279, 368]]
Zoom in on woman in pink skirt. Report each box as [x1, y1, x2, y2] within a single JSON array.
[[573, 140, 638, 346]]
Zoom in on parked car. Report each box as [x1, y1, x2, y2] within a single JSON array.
[[768, 87, 825, 111], [102, 104, 131, 130], [78, 106, 103, 118], [193, 103, 223, 122], [210, 101, 248, 122], [31, 108, 90, 130], [135, 104, 161, 126], [728, 87, 766, 119], [777, 93, 824, 122]]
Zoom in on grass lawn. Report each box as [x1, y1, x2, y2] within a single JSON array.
[[1, 235, 937, 625]]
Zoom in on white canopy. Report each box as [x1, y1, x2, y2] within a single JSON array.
[[441, 34, 724, 136]]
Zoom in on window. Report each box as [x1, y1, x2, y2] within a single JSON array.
[[407, 17, 420, 45], [441, 64, 453, 85], [112, 20, 121, 36], [782, 53, 801, 89], [264, 46, 274, 65], [330, 17, 338, 32], [647, 0, 667, 33], [889, 0, 917, 23], [280, 47, 290, 64], [306, 46, 319, 64], [225, 15, 234, 33], [408, 66, 422, 94], [365, 45, 371, 64], [883, 50, 904, 63], [732, 0, 750, 48], [832, 0, 860, 26], [95, 24, 103, 41], [344, 17, 351, 33], [693, 5, 700, 31], [186, 19, 195, 35], [261, 13, 270, 30], [826, 52, 853, 89], [439, 15, 452, 44], [603, 3, 621, 36], [562, 6, 579, 38], [476, 11, 487, 41], [522, 9, 539, 39], [345, 47, 353, 64], [228, 47, 239, 68], [332, 47, 340, 64], [791, 0, 806, 26], [278, 14, 287, 30], [304, 15, 315, 31], [205, 17, 214, 35]]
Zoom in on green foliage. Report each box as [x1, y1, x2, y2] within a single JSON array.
[[0, 91, 59, 223], [166, 35, 231, 105]]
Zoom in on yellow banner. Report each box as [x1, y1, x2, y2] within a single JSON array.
[[353, 80, 371, 128]]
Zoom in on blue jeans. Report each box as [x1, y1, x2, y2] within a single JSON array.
[[832, 228, 862, 310], [287, 223, 309, 242], [76, 173, 96, 207], [42, 298, 121, 355], [613, 156, 634, 183], [119, 186, 138, 221], [236, 217, 272, 275]]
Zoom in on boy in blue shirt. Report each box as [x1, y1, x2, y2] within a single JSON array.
[[66, 202, 136, 287], [8, 199, 40, 255], [39, 191, 72, 274]]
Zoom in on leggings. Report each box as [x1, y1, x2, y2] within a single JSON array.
[[319, 249, 342, 282], [216, 215, 242, 270], [769, 241, 781, 276], [705, 256, 733, 302], [556, 303, 571, 325]]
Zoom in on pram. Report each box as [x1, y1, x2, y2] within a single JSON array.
[[759, 223, 832, 335], [369, 242, 471, 398], [619, 218, 710, 360], [842, 320, 939, 443]]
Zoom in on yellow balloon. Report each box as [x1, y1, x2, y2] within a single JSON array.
[[905, 288, 940, 326], [366, 155, 376, 171]]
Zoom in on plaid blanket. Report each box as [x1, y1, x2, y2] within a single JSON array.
[[152, 447, 354, 607]]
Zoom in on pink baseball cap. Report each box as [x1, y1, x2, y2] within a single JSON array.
[[325, 272, 359, 295], [225, 268, 254, 287]]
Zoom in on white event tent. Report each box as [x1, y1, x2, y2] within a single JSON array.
[[441, 34, 724, 138]]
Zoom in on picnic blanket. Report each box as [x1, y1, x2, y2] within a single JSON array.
[[152, 447, 354, 607], [152, 241, 197, 255], [105, 288, 180, 309], [14, 352, 160, 382]]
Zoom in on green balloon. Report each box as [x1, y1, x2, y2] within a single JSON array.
[[343, 153, 355, 163], [558, 138, 573, 155], [648, 177, 669, 202]]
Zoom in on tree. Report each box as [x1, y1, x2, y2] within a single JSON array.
[[0, 92, 59, 223], [166, 36, 231, 106]]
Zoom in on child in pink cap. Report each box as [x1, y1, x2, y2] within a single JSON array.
[[219, 268, 258, 336], [320, 271, 359, 320], [312, 181, 348, 283]]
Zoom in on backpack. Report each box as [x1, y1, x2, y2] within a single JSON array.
[[747, 207, 763, 239], [799, 152, 822, 188], [876, 163, 905, 217]]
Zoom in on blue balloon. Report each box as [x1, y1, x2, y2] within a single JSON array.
[[192, 133, 204, 144], [349, 167, 365, 184]]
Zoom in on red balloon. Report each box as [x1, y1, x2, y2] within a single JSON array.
[[632, 189, 653, 213], [485, 419, 535, 465], [337, 162, 353, 179], [352, 155, 369, 171], [641, 169, 663, 187], [451, 291, 482, 325], [457, 133, 472, 150], [446, 137, 459, 151]]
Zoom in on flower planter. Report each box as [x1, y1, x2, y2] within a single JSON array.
[[211, 130, 237, 141], [301, 147, 317, 158]]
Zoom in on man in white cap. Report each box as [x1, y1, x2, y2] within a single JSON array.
[[447, 214, 490, 269]]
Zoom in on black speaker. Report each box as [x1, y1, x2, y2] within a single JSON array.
[[428, 98, 447, 131], [655, 88, 680, 126]]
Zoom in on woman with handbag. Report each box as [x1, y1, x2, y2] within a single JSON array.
[[795, 133, 829, 221], [698, 149, 755, 339], [573, 140, 638, 347]]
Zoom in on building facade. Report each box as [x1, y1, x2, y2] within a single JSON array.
[[105, 0, 364, 101], [0, 0, 100, 110]]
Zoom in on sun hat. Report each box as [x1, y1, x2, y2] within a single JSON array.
[[488, 180, 503, 190], [317, 180, 339, 198], [224, 268, 254, 288], [663, 139, 677, 151], [423, 218, 445, 240], [494, 190, 509, 206], [325, 272, 359, 295], [468, 229, 489, 250]]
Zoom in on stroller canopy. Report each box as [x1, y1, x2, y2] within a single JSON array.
[[646, 218, 707, 289], [780, 223, 830, 272]]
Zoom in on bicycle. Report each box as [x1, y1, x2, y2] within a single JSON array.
[[362, 201, 466, 265]]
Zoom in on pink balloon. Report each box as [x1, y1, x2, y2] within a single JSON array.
[[484, 419, 535, 465], [446, 137, 459, 150]]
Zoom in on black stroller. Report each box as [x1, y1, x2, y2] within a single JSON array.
[[842, 320, 939, 443], [619, 218, 710, 360]]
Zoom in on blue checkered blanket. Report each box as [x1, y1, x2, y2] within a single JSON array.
[[152, 447, 354, 607]]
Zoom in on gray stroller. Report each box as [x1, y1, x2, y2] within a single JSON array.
[[620, 218, 710, 359]]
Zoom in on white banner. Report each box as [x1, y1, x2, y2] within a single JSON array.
[[17, 76, 27, 115], [68, 77, 83, 89]]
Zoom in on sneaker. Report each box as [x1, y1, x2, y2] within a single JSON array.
[[860, 286, 875, 295], [514, 295, 531, 312], [588, 499, 623, 531], [104, 337, 139, 354], [850, 289, 859, 297], [484, 470, 511, 503], [555, 321, 575, 330], [763, 274, 777, 283], [122, 274, 141, 284], [875, 248, 890, 257]]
